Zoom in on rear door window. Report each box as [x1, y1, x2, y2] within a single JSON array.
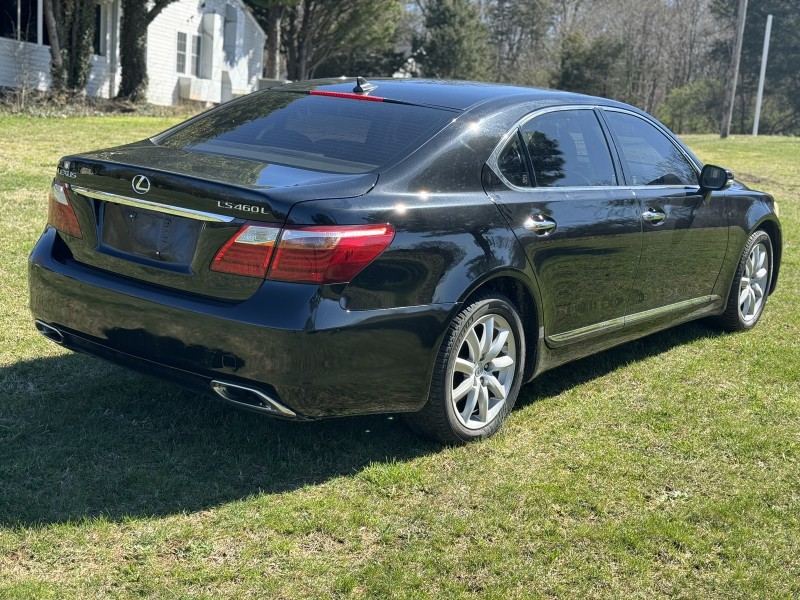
[[521, 109, 618, 187]]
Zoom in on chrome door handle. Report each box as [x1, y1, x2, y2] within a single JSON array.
[[642, 209, 666, 224], [524, 216, 557, 234]]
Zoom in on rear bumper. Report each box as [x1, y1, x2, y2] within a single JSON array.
[[28, 228, 454, 418]]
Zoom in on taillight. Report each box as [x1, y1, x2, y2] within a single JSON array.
[[210, 224, 280, 278], [210, 223, 395, 283], [47, 181, 82, 238], [270, 224, 395, 284]]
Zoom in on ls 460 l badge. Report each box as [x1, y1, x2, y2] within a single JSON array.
[[216, 201, 271, 215]]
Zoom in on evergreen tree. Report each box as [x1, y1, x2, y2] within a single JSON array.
[[550, 31, 623, 98], [418, 0, 490, 80]]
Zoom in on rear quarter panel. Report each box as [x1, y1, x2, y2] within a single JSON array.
[[286, 192, 532, 310]]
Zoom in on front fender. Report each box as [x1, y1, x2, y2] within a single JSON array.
[[724, 187, 782, 296]]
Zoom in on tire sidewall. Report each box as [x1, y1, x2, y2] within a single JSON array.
[[735, 230, 773, 330], [441, 296, 525, 442]]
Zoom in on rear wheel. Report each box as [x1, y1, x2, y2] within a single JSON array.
[[713, 229, 773, 332], [404, 293, 525, 444]]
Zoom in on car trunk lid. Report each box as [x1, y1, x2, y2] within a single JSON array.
[[54, 143, 378, 301]]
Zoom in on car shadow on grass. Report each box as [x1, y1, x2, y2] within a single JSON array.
[[516, 320, 725, 407], [0, 320, 722, 526]]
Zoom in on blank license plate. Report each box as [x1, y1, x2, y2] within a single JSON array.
[[101, 202, 202, 265]]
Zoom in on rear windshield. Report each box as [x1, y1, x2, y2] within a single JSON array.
[[155, 91, 456, 174]]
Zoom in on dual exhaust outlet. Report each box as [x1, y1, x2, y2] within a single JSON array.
[[35, 320, 296, 419]]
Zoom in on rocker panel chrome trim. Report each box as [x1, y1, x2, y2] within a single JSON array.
[[548, 296, 720, 345]]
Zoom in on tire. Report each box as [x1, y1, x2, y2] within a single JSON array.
[[404, 292, 525, 444], [713, 229, 773, 332]]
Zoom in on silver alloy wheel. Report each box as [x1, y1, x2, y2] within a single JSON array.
[[738, 241, 769, 323], [449, 313, 517, 430]]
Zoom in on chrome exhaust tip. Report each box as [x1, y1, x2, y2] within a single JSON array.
[[210, 380, 296, 418], [35, 320, 64, 345]]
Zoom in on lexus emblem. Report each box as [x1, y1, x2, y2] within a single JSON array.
[[131, 175, 151, 194]]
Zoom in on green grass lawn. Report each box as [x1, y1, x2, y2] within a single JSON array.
[[0, 117, 798, 598]]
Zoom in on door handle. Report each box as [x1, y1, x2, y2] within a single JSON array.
[[524, 216, 557, 234], [642, 209, 666, 224]]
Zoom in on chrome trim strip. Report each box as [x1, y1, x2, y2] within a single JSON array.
[[487, 104, 703, 192], [630, 185, 699, 191], [70, 186, 236, 223], [623, 296, 720, 328], [495, 182, 634, 194], [548, 296, 720, 344], [548, 317, 626, 344]]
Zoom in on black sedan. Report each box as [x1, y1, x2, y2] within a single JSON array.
[[28, 78, 782, 443]]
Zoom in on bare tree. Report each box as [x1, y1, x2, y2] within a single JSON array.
[[42, 0, 65, 93], [486, 0, 552, 84], [282, 0, 402, 80]]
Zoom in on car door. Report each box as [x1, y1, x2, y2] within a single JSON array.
[[487, 107, 642, 346], [601, 109, 729, 320]]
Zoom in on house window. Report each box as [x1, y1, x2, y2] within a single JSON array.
[[0, 0, 39, 43], [223, 4, 237, 63], [177, 32, 187, 73], [177, 32, 201, 76], [92, 3, 106, 56], [191, 34, 201, 76]]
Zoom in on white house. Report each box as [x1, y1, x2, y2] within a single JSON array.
[[0, 0, 266, 105]]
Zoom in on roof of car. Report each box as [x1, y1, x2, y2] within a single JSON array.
[[271, 78, 630, 113]]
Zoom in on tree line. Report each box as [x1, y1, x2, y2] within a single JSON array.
[[40, 0, 799, 134]]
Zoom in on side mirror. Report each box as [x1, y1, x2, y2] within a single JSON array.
[[699, 164, 733, 191]]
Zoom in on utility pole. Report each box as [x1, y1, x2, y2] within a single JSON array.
[[753, 14, 773, 136], [721, 0, 748, 138]]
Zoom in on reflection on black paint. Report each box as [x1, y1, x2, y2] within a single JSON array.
[[104, 327, 245, 372], [160, 93, 297, 149], [345, 241, 465, 310]]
